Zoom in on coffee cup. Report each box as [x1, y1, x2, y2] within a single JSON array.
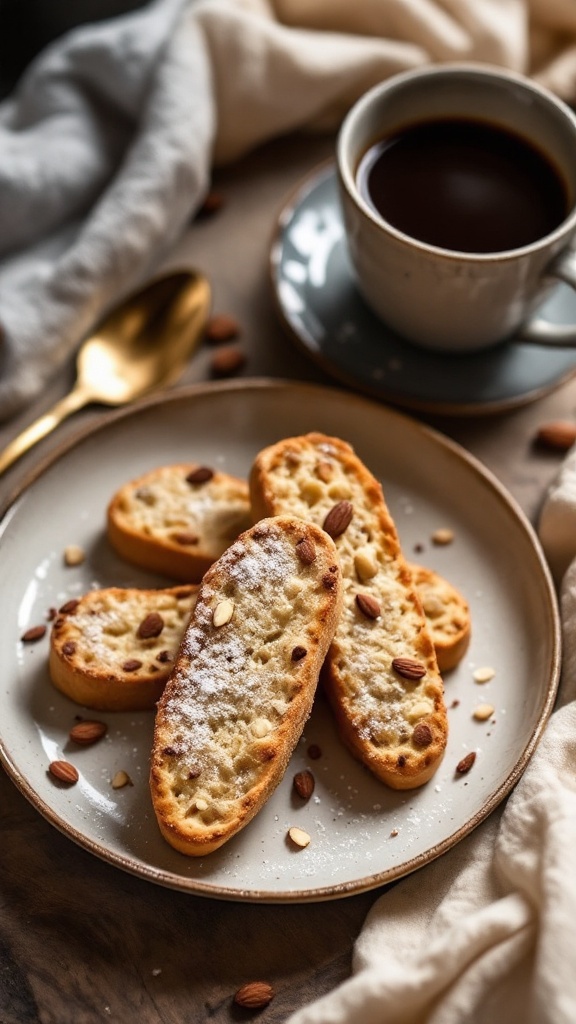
[[337, 64, 576, 352]]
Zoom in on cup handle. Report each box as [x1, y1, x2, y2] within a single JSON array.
[[519, 249, 576, 346]]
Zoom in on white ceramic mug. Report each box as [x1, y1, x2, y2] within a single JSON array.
[[337, 64, 576, 352]]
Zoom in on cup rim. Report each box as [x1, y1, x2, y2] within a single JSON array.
[[337, 62, 576, 262]]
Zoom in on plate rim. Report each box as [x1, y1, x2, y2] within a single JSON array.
[[0, 378, 562, 902], [269, 161, 576, 418]]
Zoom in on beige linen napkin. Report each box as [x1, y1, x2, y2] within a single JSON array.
[[2, 0, 576, 419], [285, 454, 576, 1024]]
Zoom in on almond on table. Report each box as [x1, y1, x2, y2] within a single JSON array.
[[204, 313, 240, 343], [534, 420, 576, 451], [209, 345, 246, 377]]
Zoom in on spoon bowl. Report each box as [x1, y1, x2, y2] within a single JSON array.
[[0, 270, 211, 476]]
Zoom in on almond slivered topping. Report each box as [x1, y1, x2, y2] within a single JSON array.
[[473, 704, 494, 721], [111, 770, 132, 789], [288, 826, 311, 848], [213, 599, 234, 627]]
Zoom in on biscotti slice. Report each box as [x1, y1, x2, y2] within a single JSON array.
[[409, 563, 471, 673], [107, 464, 251, 582], [150, 515, 343, 856], [49, 585, 198, 711], [250, 433, 448, 790]]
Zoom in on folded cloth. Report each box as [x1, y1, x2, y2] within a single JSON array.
[[285, 454, 576, 1024], [2, 0, 576, 419]]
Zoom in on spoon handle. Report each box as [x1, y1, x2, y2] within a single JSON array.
[[0, 386, 90, 477]]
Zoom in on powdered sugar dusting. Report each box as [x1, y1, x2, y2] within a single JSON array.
[[159, 523, 311, 797]]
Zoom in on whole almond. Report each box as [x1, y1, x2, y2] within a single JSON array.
[[196, 190, 225, 219], [456, 751, 476, 774], [323, 500, 353, 538], [355, 592, 381, 619], [392, 656, 426, 680], [21, 625, 47, 642], [535, 420, 576, 451], [412, 722, 433, 747], [210, 345, 246, 377], [233, 981, 274, 1009], [122, 658, 143, 672], [205, 313, 240, 343], [296, 536, 316, 565], [137, 612, 164, 640], [354, 550, 378, 580], [49, 760, 79, 784], [293, 769, 315, 800], [69, 720, 108, 745], [186, 466, 214, 484]]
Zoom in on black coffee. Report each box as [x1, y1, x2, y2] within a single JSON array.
[[356, 118, 568, 253]]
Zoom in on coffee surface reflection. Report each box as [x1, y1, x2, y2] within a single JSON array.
[[356, 118, 568, 253]]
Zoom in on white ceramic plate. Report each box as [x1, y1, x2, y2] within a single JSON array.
[[0, 380, 560, 902]]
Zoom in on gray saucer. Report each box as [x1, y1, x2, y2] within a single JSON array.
[[270, 162, 576, 416]]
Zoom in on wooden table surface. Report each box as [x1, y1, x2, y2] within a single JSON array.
[[0, 132, 573, 1024]]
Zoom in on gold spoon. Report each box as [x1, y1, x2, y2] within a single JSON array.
[[0, 269, 211, 477]]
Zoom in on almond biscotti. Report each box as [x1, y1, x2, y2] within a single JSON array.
[[408, 563, 471, 673], [150, 515, 343, 856], [250, 433, 448, 790], [49, 585, 198, 711], [107, 464, 251, 582]]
